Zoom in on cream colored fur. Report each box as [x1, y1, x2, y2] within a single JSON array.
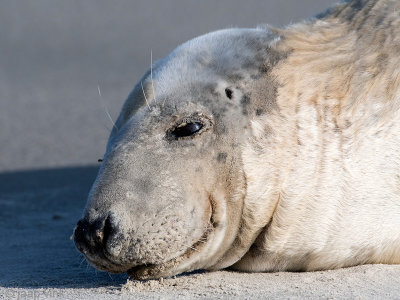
[[221, 0, 400, 271]]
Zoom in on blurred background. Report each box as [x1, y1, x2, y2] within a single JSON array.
[[0, 0, 335, 172]]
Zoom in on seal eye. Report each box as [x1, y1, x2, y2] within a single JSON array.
[[225, 88, 233, 99], [171, 122, 203, 138]]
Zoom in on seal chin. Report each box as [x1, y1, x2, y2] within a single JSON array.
[[127, 194, 224, 279], [127, 224, 215, 280], [127, 193, 220, 279], [84, 254, 130, 274]]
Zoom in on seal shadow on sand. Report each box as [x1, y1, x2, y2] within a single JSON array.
[[0, 166, 128, 288]]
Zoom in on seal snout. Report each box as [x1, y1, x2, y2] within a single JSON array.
[[74, 214, 117, 258]]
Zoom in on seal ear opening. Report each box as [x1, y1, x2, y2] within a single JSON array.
[[225, 88, 233, 100]]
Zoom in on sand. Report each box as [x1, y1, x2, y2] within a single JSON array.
[[2, 267, 400, 299], [1, 1, 400, 299]]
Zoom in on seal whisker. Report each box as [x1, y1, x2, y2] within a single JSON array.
[[79, 256, 86, 267], [196, 239, 207, 244], [150, 49, 157, 102], [156, 203, 175, 215], [183, 244, 200, 252], [97, 84, 118, 131], [140, 81, 151, 110]]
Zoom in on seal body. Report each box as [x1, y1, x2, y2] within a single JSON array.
[[74, 0, 400, 279]]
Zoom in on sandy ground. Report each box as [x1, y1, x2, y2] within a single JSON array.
[[1, 1, 400, 299]]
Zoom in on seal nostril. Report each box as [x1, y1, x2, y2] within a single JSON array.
[[74, 219, 90, 252], [74, 217, 110, 253], [103, 215, 113, 246]]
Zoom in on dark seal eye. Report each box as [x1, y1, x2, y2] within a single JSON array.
[[171, 122, 203, 138], [225, 88, 233, 99]]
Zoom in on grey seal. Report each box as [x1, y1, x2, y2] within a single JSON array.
[[74, 0, 400, 279]]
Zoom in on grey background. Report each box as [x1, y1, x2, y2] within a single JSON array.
[[0, 0, 334, 172]]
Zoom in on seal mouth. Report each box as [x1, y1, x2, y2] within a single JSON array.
[[127, 196, 218, 280], [127, 223, 214, 279], [83, 252, 126, 274]]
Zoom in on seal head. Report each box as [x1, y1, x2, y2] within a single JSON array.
[[74, 28, 282, 279]]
